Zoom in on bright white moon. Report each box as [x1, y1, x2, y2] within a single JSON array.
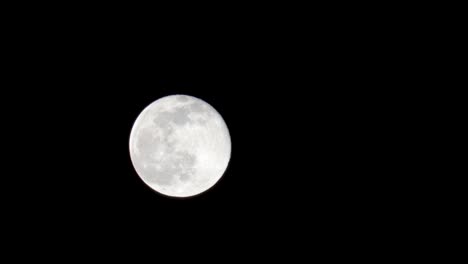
[[129, 95, 231, 198]]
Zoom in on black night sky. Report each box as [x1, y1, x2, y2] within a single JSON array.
[[2, 6, 416, 257]]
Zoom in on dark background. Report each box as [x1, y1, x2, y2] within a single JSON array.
[[1, 5, 425, 257]]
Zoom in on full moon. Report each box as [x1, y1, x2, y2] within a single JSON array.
[[129, 95, 231, 198]]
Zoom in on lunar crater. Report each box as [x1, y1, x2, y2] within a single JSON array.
[[143, 150, 196, 186]]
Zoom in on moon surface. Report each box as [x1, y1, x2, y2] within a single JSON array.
[[129, 95, 231, 197]]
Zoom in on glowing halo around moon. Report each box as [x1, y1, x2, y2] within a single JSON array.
[[129, 95, 231, 198]]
